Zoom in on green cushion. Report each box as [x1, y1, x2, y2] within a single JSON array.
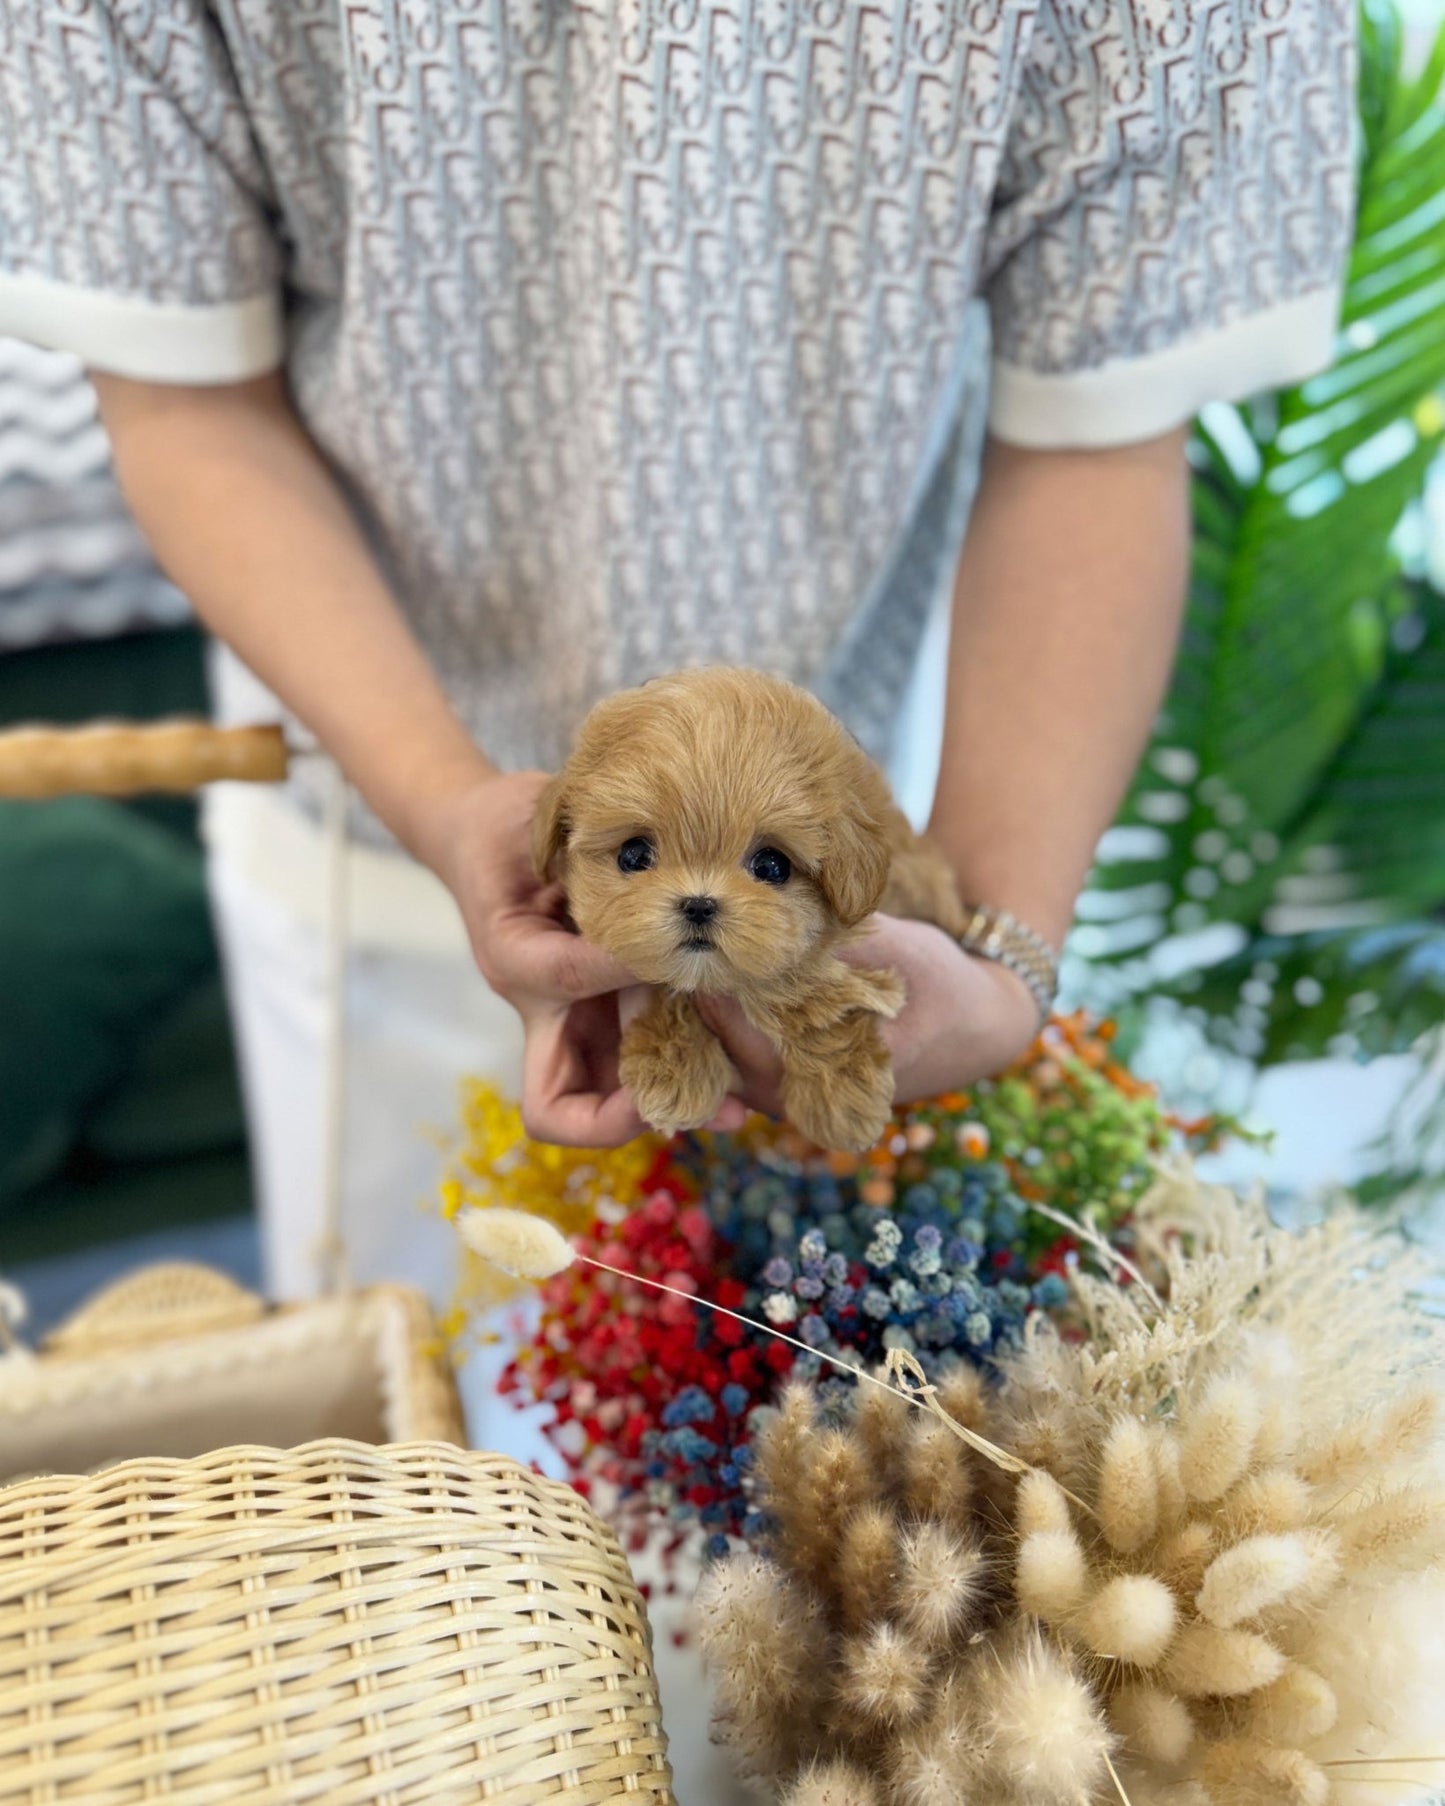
[[2, 1148, 254, 1267], [0, 626, 253, 1240], [87, 977, 246, 1164]]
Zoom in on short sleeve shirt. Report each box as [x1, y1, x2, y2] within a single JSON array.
[[0, 0, 1356, 793]]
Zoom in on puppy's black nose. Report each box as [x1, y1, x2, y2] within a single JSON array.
[[679, 895, 718, 925]]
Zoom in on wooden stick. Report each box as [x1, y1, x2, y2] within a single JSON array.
[[0, 721, 289, 797]]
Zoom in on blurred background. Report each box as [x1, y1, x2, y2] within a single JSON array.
[[3, 0, 1445, 1340], [0, 334, 259, 1328]]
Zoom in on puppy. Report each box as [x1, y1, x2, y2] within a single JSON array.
[[533, 668, 967, 1152]]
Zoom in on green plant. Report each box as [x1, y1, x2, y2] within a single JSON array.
[[1077, 0, 1445, 1202], [1080, 0, 1445, 1071]]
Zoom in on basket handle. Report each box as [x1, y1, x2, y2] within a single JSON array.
[[0, 722, 289, 798]]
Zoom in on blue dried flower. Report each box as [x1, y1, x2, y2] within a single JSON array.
[[661, 1385, 716, 1428], [889, 1277, 921, 1313], [659, 1426, 719, 1464], [917, 1309, 958, 1348], [865, 1219, 903, 1267]]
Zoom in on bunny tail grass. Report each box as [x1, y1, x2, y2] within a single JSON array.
[[458, 1208, 578, 1279]]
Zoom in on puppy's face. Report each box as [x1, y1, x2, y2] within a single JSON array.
[[534, 669, 893, 993]]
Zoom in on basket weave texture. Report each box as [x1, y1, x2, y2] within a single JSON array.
[[0, 1273, 466, 1485], [0, 1439, 674, 1805]]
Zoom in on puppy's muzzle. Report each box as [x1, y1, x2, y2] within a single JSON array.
[[678, 894, 720, 953]]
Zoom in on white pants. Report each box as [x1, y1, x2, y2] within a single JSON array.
[[202, 769, 549, 1458], [204, 783, 520, 1300]]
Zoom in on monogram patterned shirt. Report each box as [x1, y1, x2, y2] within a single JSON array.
[[0, 0, 1355, 802]]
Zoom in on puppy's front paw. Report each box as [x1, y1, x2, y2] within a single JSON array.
[[620, 994, 732, 1136], [623, 1040, 731, 1136], [785, 1062, 894, 1154], [847, 965, 906, 1020], [781, 1013, 895, 1154]]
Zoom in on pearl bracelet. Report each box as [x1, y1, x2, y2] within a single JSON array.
[[956, 903, 1060, 1030]]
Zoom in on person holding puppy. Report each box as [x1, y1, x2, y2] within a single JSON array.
[[0, 0, 1354, 1296]]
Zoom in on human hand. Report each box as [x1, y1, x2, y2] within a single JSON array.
[[417, 769, 640, 1144], [693, 914, 1041, 1129], [420, 769, 750, 1146]]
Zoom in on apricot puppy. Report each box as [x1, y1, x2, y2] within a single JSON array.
[[533, 668, 965, 1152]]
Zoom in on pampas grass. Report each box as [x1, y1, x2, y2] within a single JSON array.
[[982, 1630, 1115, 1804], [783, 1760, 884, 1806], [695, 1166, 1445, 1806], [837, 1624, 931, 1727]]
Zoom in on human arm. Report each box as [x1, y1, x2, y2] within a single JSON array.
[[90, 370, 655, 1144], [929, 427, 1191, 951]]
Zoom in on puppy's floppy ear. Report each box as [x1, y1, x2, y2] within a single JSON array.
[[531, 773, 572, 883], [816, 793, 892, 928]]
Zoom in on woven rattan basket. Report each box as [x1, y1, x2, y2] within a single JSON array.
[[0, 722, 674, 1800], [0, 1263, 465, 1485], [0, 1438, 674, 1804]]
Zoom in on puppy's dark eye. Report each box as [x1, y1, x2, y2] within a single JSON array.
[[617, 836, 655, 874], [748, 846, 791, 886]]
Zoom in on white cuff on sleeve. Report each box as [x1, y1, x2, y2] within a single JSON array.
[[0, 271, 284, 383], [988, 288, 1342, 449]]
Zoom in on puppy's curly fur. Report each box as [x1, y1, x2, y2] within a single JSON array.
[[534, 668, 966, 1151]]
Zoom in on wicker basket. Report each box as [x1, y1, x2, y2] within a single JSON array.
[[0, 727, 675, 1800], [0, 1438, 674, 1804], [0, 1264, 465, 1486]]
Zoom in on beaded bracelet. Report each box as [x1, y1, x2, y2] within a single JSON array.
[[956, 902, 1060, 1030]]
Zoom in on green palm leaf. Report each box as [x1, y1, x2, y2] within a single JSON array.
[[1277, 580, 1445, 921], [1166, 916, 1445, 1067], [1084, 0, 1445, 1014]]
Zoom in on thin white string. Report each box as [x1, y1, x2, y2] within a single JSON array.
[[316, 757, 353, 1296]]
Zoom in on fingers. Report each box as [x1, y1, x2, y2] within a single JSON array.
[[693, 995, 785, 1117], [705, 1096, 751, 1132], [522, 1083, 650, 1148], [520, 996, 649, 1148], [502, 917, 637, 1002], [617, 984, 652, 1032]]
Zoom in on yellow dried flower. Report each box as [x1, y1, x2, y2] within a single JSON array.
[[436, 1078, 661, 1317]]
